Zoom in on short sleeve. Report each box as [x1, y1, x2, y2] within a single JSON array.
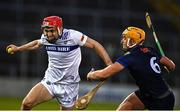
[[115, 52, 134, 68], [71, 30, 87, 46], [116, 56, 129, 68]]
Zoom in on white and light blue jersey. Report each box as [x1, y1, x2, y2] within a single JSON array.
[[39, 28, 87, 84]]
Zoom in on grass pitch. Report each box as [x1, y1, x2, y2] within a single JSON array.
[[0, 96, 119, 110], [1, 96, 179, 110]]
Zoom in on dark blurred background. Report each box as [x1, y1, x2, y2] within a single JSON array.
[[0, 0, 179, 88]]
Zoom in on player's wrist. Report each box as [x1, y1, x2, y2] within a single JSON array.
[[17, 47, 21, 52]]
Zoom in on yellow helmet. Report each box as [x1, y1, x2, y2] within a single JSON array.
[[122, 26, 145, 44]]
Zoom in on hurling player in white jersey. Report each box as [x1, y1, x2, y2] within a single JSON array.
[[6, 16, 112, 110]]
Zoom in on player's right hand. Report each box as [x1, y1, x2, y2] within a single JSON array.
[[6, 44, 19, 54]]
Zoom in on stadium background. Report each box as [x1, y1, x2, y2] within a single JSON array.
[[0, 0, 179, 110]]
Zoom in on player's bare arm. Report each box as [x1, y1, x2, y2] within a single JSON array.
[[6, 39, 42, 54], [160, 56, 176, 71], [87, 62, 124, 80], [83, 37, 112, 66]]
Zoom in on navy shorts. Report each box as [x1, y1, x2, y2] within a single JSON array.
[[135, 89, 175, 110]]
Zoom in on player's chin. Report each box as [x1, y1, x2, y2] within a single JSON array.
[[122, 47, 128, 52], [121, 44, 127, 51], [46, 38, 57, 44]]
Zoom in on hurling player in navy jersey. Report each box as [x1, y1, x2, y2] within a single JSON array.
[[87, 27, 176, 110]]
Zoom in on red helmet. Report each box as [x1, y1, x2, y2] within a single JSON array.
[[41, 16, 63, 29]]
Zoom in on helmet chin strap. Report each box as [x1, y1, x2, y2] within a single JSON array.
[[126, 38, 137, 49]]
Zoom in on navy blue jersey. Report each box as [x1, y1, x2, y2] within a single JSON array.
[[116, 45, 169, 98]]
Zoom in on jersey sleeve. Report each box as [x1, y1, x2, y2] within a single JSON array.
[[71, 30, 87, 46], [115, 53, 133, 68]]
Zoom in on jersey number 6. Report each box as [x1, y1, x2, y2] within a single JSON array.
[[150, 57, 161, 74]]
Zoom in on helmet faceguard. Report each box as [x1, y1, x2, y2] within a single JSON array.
[[121, 27, 145, 50]]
